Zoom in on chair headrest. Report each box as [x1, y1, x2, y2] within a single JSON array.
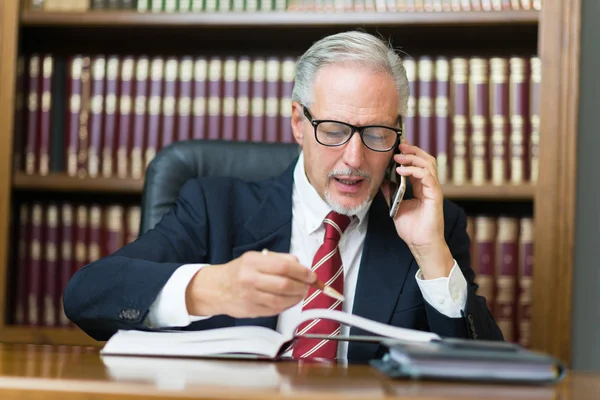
[[141, 140, 300, 234]]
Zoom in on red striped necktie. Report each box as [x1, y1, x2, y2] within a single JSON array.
[[292, 211, 351, 361]]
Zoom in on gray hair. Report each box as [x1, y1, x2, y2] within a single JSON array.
[[291, 31, 410, 117]]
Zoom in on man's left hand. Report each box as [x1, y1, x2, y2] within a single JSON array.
[[383, 142, 455, 280]]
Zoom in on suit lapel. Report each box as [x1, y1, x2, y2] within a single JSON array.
[[348, 191, 415, 362], [233, 159, 296, 330]]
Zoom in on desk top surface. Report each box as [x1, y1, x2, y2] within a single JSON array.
[[0, 343, 596, 400]]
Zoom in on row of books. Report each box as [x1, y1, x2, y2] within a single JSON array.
[[14, 53, 539, 186], [11, 202, 140, 328], [10, 200, 533, 347], [467, 215, 533, 347], [26, 0, 543, 13]]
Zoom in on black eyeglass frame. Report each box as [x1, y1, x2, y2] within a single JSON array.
[[302, 105, 403, 153]]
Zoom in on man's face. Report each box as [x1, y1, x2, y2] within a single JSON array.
[[291, 64, 400, 215]]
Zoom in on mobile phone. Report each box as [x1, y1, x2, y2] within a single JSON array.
[[385, 147, 406, 219]]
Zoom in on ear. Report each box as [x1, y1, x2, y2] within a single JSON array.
[[291, 101, 305, 146]]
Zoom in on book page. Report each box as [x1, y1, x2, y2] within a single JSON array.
[[288, 309, 440, 342]]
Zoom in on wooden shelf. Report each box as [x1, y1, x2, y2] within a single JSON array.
[[13, 172, 534, 200], [13, 173, 144, 194], [0, 326, 102, 347], [20, 10, 539, 28]]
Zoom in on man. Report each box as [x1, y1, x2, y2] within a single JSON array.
[[64, 31, 503, 363]]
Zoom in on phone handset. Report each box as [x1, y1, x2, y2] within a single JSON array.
[[385, 140, 406, 219]]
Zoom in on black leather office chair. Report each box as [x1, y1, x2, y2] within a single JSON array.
[[140, 140, 300, 234]]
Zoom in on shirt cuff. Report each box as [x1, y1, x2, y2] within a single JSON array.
[[145, 263, 213, 328], [415, 260, 467, 318]]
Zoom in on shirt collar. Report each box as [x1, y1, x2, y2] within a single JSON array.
[[293, 151, 371, 234]]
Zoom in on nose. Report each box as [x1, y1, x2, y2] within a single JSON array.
[[342, 130, 365, 169]]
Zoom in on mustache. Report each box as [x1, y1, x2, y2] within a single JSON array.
[[328, 169, 371, 181]]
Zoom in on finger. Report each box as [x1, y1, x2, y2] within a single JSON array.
[[395, 153, 438, 182], [258, 249, 299, 263], [256, 256, 316, 285], [396, 165, 439, 189], [254, 273, 309, 297], [253, 290, 303, 313], [399, 143, 437, 167]]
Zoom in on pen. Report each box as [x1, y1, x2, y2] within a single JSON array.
[[261, 249, 345, 302]]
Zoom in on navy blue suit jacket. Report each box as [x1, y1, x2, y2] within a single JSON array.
[[64, 159, 503, 362]]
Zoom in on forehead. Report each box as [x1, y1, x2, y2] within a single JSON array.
[[311, 63, 399, 126]]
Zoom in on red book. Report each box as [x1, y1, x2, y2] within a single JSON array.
[[116, 56, 135, 179], [126, 206, 141, 244], [509, 57, 530, 184], [434, 57, 451, 185], [279, 57, 296, 144], [250, 57, 266, 142], [161, 57, 178, 149], [192, 57, 208, 140], [403, 58, 418, 147], [490, 58, 510, 185], [530, 57, 541, 183], [417, 56, 434, 154], [38, 55, 52, 176], [15, 204, 30, 325], [27, 203, 44, 326], [145, 57, 165, 168], [76, 57, 92, 178], [207, 57, 223, 140], [87, 56, 106, 178], [469, 57, 490, 186], [102, 56, 120, 178], [74, 205, 89, 272], [495, 217, 519, 342], [450, 58, 470, 185], [25, 54, 41, 176], [13, 56, 26, 172], [66, 56, 83, 177], [43, 204, 59, 327], [131, 56, 149, 180], [518, 217, 534, 348], [176, 56, 193, 142], [58, 203, 74, 327], [235, 56, 251, 142], [104, 206, 125, 256], [221, 57, 237, 142], [474, 216, 496, 315], [265, 57, 281, 143], [87, 205, 103, 265]]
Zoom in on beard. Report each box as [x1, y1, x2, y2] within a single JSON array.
[[324, 168, 373, 216]]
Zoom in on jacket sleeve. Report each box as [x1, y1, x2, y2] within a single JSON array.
[[423, 203, 505, 341], [63, 179, 216, 341]]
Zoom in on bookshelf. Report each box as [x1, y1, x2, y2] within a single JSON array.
[[0, 0, 581, 365]]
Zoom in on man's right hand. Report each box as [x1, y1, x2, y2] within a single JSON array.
[[185, 250, 317, 318]]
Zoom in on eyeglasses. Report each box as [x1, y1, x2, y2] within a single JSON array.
[[302, 105, 402, 152]]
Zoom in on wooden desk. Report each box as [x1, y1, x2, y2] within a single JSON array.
[[0, 344, 595, 400]]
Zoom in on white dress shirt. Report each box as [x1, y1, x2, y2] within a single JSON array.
[[145, 152, 468, 362]]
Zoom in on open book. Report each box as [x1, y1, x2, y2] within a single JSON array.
[[100, 309, 440, 360]]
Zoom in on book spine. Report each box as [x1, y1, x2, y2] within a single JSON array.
[[76, 57, 91, 178], [469, 57, 489, 186], [13, 56, 26, 172], [509, 57, 529, 184], [59, 203, 74, 327], [117, 56, 134, 179], [434, 57, 450, 184], [279, 57, 296, 144], [105, 206, 125, 255], [66, 56, 82, 177], [235, 56, 251, 142], [474, 216, 496, 314], [49, 56, 66, 174], [25, 54, 40, 176], [250, 57, 266, 143], [75, 205, 88, 271], [403, 58, 418, 146], [15, 204, 30, 325], [88, 56, 106, 178], [265, 57, 281, 143], [192, 57, 208, 140], [451, 58, 469, 185], [518, 217, 534, 348], [88, 205, 102, 264], [39, 55, 53, 176], [161, 57, 178, 149], [28, 203, 44, 326], [417, 56, 434, 154], [131, 56, 149, 179], [44, 204, 59, 327], [145, 57, 164, 168], [221, 57, 237, 142], [490, 58, 509, 186], [495, 217, 519, 342], [530, 57, 541, 183], [207, 57, 223, 140], [126, 205, 141, 244], [176, 56, 193, 142], [102, 56, 119, 178]]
